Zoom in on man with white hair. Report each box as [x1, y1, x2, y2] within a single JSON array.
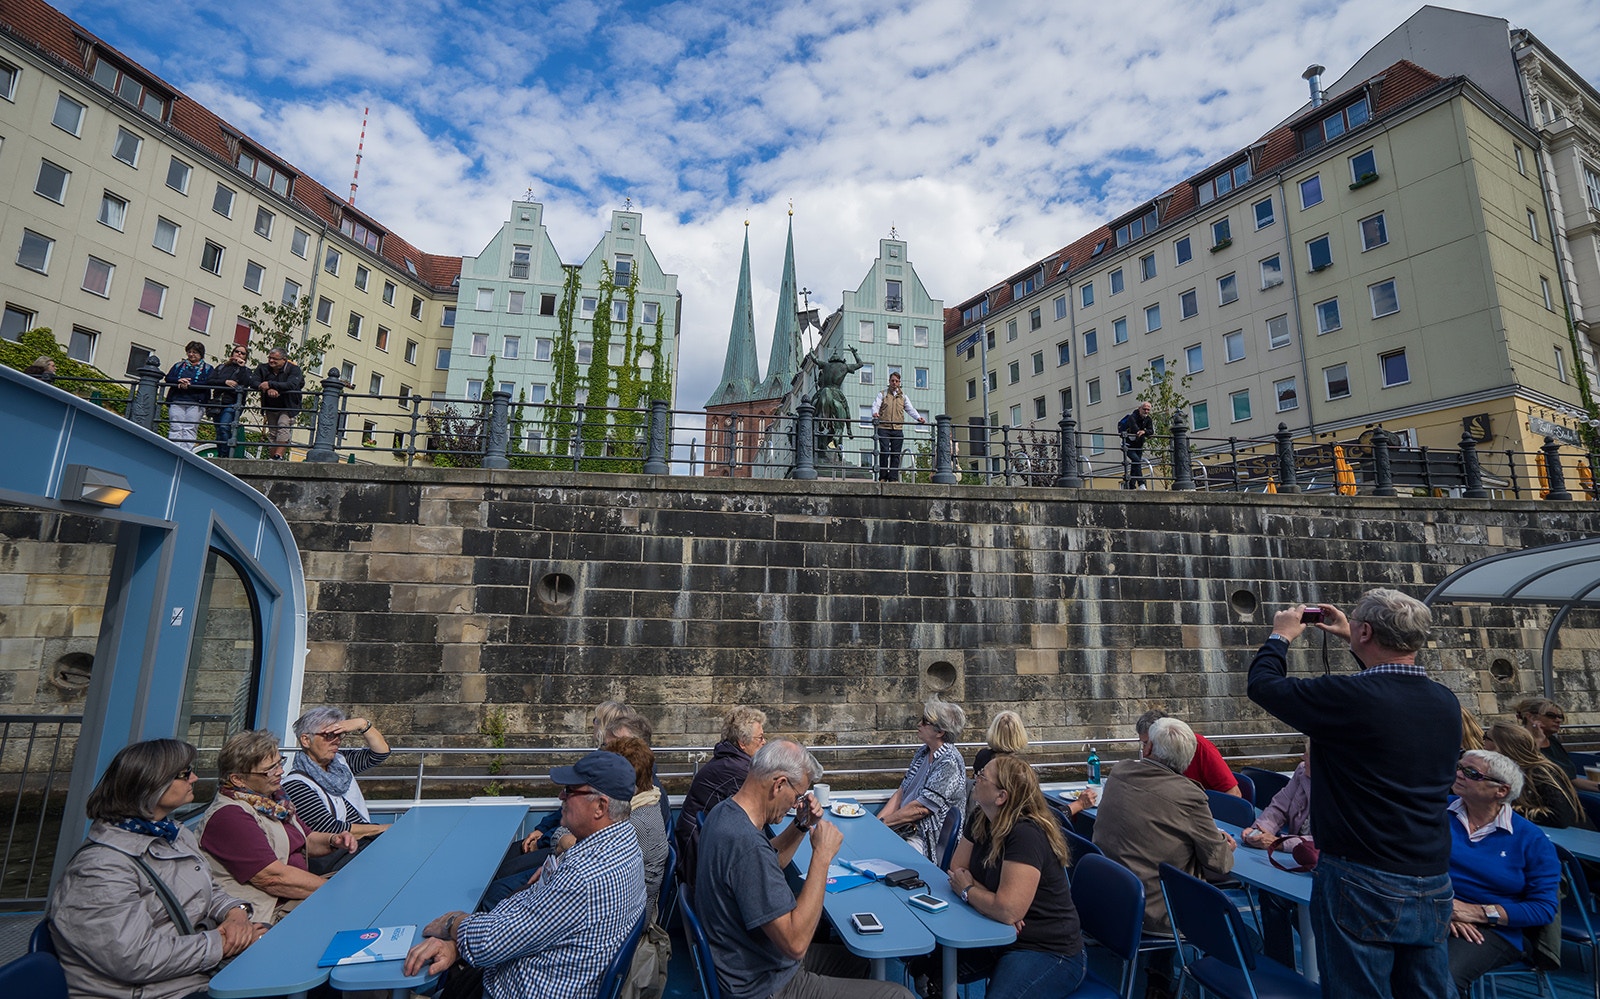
[[1248, 588, 1460, 999]]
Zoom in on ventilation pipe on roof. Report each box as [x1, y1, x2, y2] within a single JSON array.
[[1302, 64, 1326, 108]]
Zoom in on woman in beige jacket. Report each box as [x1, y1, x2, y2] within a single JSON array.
[[47, 739, 265, 999]]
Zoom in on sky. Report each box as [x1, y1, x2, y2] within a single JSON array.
[[58, 0, 1600, 417]]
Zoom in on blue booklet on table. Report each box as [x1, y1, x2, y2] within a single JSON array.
[[814, 863, 871, 893], [317, 925, 416, 967]]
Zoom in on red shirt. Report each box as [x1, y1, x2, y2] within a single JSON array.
[[1183, 733, 1240, 793], [200, 798, 310, 883]]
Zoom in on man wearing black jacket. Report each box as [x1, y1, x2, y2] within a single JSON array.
[[1247, 589, 1460, 998], [253, 348, 303, 460], [1119, 401, 1153, 488], [674, 706, 766, 886], [206, 345, 259, 457]]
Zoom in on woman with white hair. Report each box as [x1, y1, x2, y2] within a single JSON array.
[[878, 699, 967, 859], [282, 706, 391, 867], [1446, 749, 1559, 997]]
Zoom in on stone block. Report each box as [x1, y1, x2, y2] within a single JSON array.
[[369, 553, 473, 584], [442, 644, 481, 673], [306, 643, 347, 672], [437, 615, 492, 644], [1015, 650, 1060, 675], [24, 574, 106, 606], [412, 527, 466, 554], [70, 606, 103, 636], [459, 673, 486, 703], [392, 585, 476, 614], [1131, 649, 1167, 674]]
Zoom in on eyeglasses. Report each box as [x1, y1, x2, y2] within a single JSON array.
[[918, 717, 937, 728], [245, 758, 286, 777], [316, 730, 344, 742], [1541, 711, 1566, 722], [974, 769, 995, 786], [1456, 764, 1506, 785], [172, 766, 197, 782], [559, 786, 604, 801]]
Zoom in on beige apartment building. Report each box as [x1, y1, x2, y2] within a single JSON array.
[[0, 0, 459, 451]]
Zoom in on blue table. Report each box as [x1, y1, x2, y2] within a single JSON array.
[[1215, 821, 1318, 983], [790, 820, 936, 979], [1541, 823, 1600, 862], [208, 802, 527, 998]]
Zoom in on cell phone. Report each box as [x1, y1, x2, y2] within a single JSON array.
[[1301, 607, 1324, 623], [793, 791, 815, 830], [908, 893, 949, 912], [850, 912, 884, 934]]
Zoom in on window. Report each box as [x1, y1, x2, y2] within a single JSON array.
[[367, 373, 384, 397], [1355, 212, 1389, 251], [1148, 356, 1166, 379], [884, 278, 903, 312], [138, 278, 166, 316], [475, 287, 494, 311], [35, 160, 69, 203], [914, 324, 929, 347], [201, 240, 224, 275], [608, 300, 625, 323], [18, 230, 54, 273], [1114, 207, 1160, 246], [282, 278, 301, 306], [860, 363, 875, 386], [1013, 273, 1041, 299], [98, 192, 128, 231], [1380, 349, 1409, 387], [166, 157, 192, 194], [398, 384, 414, 408], [1191, 400, 1209, 431], [1113, 317, 1128, 344], [442, 306, 456, 327], [383, 281, 396, 306], [1008, 404, 1022, 427], [1032, 396, 1047, 420], [1306, 235, 1333, 271], [189, 299, 212, 334], [1369, 279, 1399, 318], [1174, 236, 1193, 266], [1556, 346, 1568, 383], [435, 348, 451, 370], [1179, 288, 1198, 320], [1274, 377, 1298, 412], [1110, 268, 1125, 295], [1054, 295, 1067, 321], [1196, 161, 1251, 204], [614, 253, 633, 284], [1140, 253, 1156, 280], [1117, 368, 1133, 395], [1541, 276, 1555, 311], [859, 320, 873, 342], [1527, 209, 1540, 242], [508, 291, 525, 315], [1324, 363, 1351, 400], [82, 257, 114, 297], [1305, 96, 1370, 148], [1586, 166, 1600, 210], [0, 60, 17, 101], [375, 326, 389, 352], [1006, 319, 1018, 342], [966, 378, 977, 401], [52, 93, 85, 135], [987, 369, 997, 391], [1084, 328, 1098, 355], [1230, 389, 1252, 422], [2, 304, 35, 340], [324, 246, 341, 276], [90, 57, 167, 119], [466, 379, 483, 399], [1254, 197, 1275, 229], [1218, 273, 1238, 306], [509, 245, 531, 280], [246, 208, 272, 243], [1299, 175, 1323, 209], [1057, 341, 1071, 366], [1061, 388, 1072, 413], [1211, 217, 1231, 246], [1516, 145, 1527, 176], [528, 385, 548, 406], [125, 343, 153, 375], [1008, 360, 1020, 384], [113, 127, 142, 167], [1267, 314, 1290, 350], [69, 327, 97, 363], [1081, 282, 1094, 307], [1028, 309, 1041, 332], [1315, 298, 1341, 334], [1087, 378, 1101, 405], [1224, 329, 1245, 363], [1260, 254, 1283, 289], [243, 260, 264, 294], [347, 312, 363, 340], [638, 301, 658, 326], [470, 333, 488, 356], [1185, 343, 1204, 374], [212, 183, 235, 218], [960, 300, 990, 324], [291, 228, 310, 258], [535, 338, 553, 361], [404, 340, 418, 364], [354, 265, 369, 292], [1144, 304, 1161, 333], [315, 297, 333, 325], [1350, 148, 1377, 183], [339, 216, 381, 252], [577, 342, 593, 364], [148, 218, 180, 257], [915, 367, 929, 390], [412, 296, 424, 320]]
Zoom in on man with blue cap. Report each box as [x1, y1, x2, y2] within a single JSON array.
[[405, 750, 646, 999]]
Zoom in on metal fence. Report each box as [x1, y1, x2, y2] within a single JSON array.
[[0, 715, 79, 908]]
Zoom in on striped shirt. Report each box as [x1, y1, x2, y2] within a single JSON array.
[[281, 747, 391, 833], [460, 818, 645, 999]]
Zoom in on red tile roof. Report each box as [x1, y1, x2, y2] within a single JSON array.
[[0, 0, 461, 291]]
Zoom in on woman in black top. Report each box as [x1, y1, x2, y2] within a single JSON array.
[[1486, 722, 1587, 828], [947, 754, 1085, 998], [1514, 697, 1598, 791]]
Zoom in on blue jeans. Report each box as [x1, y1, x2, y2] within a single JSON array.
[[1312, 853, 1453, 999], [214, 406, 240, 456], [983, 948, 1085, 999]]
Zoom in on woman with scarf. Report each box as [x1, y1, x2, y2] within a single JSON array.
[[48, 739, 265, 999], [282, 706, 392, 845], [197, 730, 358, 924], [878, 698, 968, 860], [163, 341, 214, 451]]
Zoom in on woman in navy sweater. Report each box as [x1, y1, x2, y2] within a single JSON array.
[[1446, 749, 1559, 997]]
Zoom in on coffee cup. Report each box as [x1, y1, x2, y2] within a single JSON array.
[[813, 783, 830, 807]]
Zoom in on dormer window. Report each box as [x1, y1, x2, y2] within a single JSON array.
[[961, 300, 990, 325], [1196, 161, 1252, 205], [89, 54, 168, 120], [1300, 95, 1371, 151], [340, 213, 382, 252], [1115, 208, 1159, 246], [1012, 272, 1041, 299], [237, 147, 293, 198], [1090, 239, 1109, 258]]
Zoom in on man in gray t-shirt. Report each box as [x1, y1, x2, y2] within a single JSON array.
[[694, 740, 911, 999]]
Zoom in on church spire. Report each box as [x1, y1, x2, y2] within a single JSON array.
[[758, 210, 801, 399], [705, 223, 762, 407]]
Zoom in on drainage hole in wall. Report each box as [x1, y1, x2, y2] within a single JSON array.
[[535, 573, 576, 612]]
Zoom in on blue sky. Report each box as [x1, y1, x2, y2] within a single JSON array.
[[58, 0, 1600, 412]]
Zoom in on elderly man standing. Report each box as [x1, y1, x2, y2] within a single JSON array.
[[696, 739, 911, 999], [1248, 589, 1461, 999], [870, 370, 926, 482], [404, 750, 645, 999], [675, 706, 767, 886]]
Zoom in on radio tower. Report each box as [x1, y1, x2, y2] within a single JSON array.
[[348, 107, 368, 206]]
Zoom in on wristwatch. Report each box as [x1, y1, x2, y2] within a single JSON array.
[[959, 886, 971, 903], [1484, 905, 1500, 926]]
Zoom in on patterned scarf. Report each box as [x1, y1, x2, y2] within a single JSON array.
[[224, 786, 294, 822], [290, 748, 354, 797], [114, 816, 180, 843]]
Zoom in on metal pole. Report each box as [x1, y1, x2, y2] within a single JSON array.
[[1170, 409, 1194, 490], [794, 397, 818, 480], [1056, 414, 1084, 488], [483, 390, 511, 469], [127, 355, 163, 430], [305, 369, 345, 462], [1543, 437, 1573, 500], [932, 415, 957, 484], [1460, 432, 1488, 499], [1274, 423, 1300, 493], [1372, 429, 1397, 496], [643, 400, 670, 475]]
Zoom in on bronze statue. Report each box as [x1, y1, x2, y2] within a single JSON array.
[[813, 346, 864, 458]]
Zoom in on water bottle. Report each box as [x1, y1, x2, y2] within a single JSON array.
[[1087, 745, 1101, 786]]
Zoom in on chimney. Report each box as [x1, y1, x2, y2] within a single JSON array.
[[1302, 64, 1326, 108]]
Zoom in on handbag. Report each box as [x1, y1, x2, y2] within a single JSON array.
[[1266, 835, 1320, 873]]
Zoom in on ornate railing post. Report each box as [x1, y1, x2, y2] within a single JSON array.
[[1054, 415, 1083, 488], [127, 354, 163, 430], [1459, 433, 1488, 498], [793, 397, 818, 480], [570, 404, 587, 471], [1274, 423, 1300, 494], [1371, 428, 1397, 496], [1169, 409, 1194, 490], [1544, 437, 1573, 500], [643, 399, 671, 474], [483, 390, 511, 469], [305, 368, 345, 462], [932, 414, 957, 484]]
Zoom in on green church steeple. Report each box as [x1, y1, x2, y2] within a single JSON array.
[[758, 212, 801, 400], [705, 223, 761, 407]]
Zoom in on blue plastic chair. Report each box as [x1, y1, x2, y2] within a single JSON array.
[[595, 907, 649, 999], [1230, 771, 1256, 806], [29, 919, 55, 955], [0, 952, 68, 999], [1205, 789, 1257, 828], [938, 804, 964, 870], [1064, 826, 1103, 870], [1240, 767, 1291, 810], [658, 842, 679, 931], [680, 894, 722, 999], [1580, 792, 1600, 832], [1557, 843, 1598, 999], [1157, 862, 1318, 999], [1071, 854, 1146, 999]]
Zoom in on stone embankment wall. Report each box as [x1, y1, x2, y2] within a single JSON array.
[[223, 465, 1600, 749]]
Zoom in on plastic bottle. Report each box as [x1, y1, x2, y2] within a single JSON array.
[[1087, 745, 1101, 785]]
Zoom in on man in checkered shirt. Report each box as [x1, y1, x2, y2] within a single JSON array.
[[404, 750, 646, 999]]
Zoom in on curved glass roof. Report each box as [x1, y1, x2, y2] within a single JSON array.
[[1425, 536, 1600, 608]]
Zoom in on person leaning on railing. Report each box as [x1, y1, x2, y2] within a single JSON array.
[[48, 739, 267, 999]]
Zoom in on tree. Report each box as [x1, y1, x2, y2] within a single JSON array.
[[1136, 361, 1194, 483], [237, 296, 330, 371]]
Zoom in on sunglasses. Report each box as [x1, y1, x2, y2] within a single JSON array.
[[1456, 764, 1506, 785], [919, 717, 938, 728], [560, 786, 604, 800], [1541, 711, 1565, 722], [245, 757, 287, 777], [316, 730, 344, 742], [172, 766, 197, 782]]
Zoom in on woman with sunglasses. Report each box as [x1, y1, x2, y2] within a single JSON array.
[[1445, 750, 1559, 998], [48, 739, 266, 999], [282, 706, 392, 861], [878, 699, 967, 859], [1513, 697, 1599, 792], [198, 730, 358, 925]]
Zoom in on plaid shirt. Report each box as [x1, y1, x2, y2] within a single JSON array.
[[460, 818, 645, 999]]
